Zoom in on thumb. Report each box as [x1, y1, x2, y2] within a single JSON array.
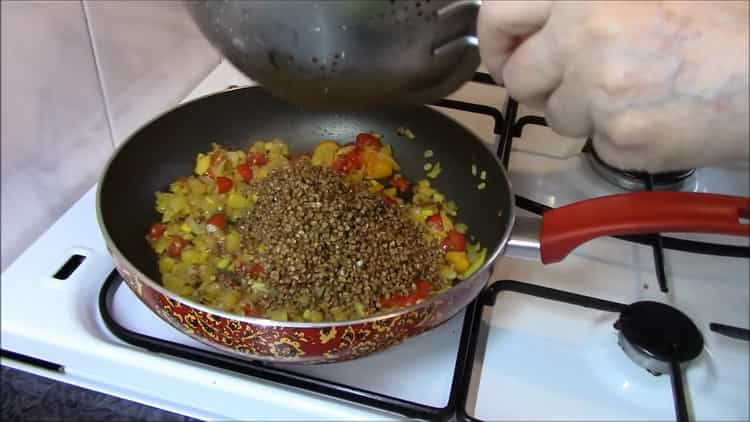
[[478, 1, 552, 85]]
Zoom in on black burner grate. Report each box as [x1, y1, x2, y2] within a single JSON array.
[[455, 280, 697, 422], [98, 271, 478, 421]]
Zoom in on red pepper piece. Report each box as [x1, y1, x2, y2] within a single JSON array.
[[355, 133, 381, 150], [236, 162, 253, 182], [441, 230, 466, 252], [426, 214, 444, 230], [390, 176, 409, 192], [247, 152, 268, 166], [166, 236, 188, 258], [380, 280, 433, 308], [147, 223, 167, 241], [216, 176, 233, 193], [206, 213, 227, 230]]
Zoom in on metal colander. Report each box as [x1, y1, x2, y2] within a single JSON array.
[[186, 0, 480, 108]]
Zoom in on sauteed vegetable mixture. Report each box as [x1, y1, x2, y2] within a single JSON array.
[[147, 133, 487, 321]]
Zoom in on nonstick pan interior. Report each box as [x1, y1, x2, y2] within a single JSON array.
[[98, 87, 513, 284]]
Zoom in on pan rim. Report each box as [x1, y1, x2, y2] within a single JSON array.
[[95, 85, 515, 329]]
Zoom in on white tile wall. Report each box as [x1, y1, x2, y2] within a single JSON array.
[[84, 0, 220, 144], [0, 0, 221, 271], [1, 0, 112, 272]]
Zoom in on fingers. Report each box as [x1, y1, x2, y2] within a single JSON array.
[[501, 27, 563, 105], [478, 1, 552, 85], [544, 65, 592, 137]]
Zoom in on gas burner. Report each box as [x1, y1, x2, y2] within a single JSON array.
[[615, 301, 704, 376], [585, 142, 695, 191]]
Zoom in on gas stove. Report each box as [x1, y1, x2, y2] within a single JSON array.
[[2, 61, 748, 421]]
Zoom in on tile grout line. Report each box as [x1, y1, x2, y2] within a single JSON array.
[[80, 0, 117, 150]]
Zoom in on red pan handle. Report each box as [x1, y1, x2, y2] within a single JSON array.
[[540, 192, 750, 264]]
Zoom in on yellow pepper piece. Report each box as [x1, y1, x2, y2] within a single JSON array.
[[440, 212, 454, 231], [365, 155, 393, 179], [382, 187, 397, 197], [346, 169, 364, 184], [461, 247, 487, 279], [266, 309, 288, 321], [181, 248, 205, 265], [311, 140, 339, 166], [158, 256, 176, 274], [226, 230, 241, 253], [227, 192, 248, 209], [335, 145, 357, 157], [216, 257, 230, 269], [445, 251, 470, 273], [194, 153, 211, 175], [303, 309, 324, 322], [368, 180, 384, 193]]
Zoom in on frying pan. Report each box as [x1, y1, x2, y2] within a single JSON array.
[[97, 87, 750, 363]]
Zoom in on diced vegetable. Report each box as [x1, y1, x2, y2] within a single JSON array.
[[333, 147, 363, 173], [424, 150, 434, 158], [266, 309, 288, 321], [477, 182, 486, 190], [243, 303, 260, 316], [163, 273, 194, 295], [206, 213, 227, 231], [147, 223, 167, 241], [236, 162, 253, 181], [445, 251, 470, 273], [311, 140, 339, 166], [353, 302, 367, 317], [426, 214, 444, 230], [355, 133, 381, 149], [264, 139, 289, 155], [461, 246, 487, 279], [215, 289, 240, 308], [361, 149, 393, 179], [303, 309, 324, 322], [380, 279, 432, 308], [194, 153, 211, 175], [182, 248, 205, 265], [227, 192, 248, 209], [247, 152, 268, 166], [441, 230, 466, 252], [158, 256, 176, 273], [439, 213, 454, 231], [226, 230, 241, 253], [390, 176, 409, 192], [426, 162, 441, 179], [216, 176, 233, 193], [368, 180, 384, 193], [396, 127, 415, 139], [167, 236, 188, 258]]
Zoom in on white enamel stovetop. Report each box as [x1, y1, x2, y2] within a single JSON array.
[[2, 61, 748, 421]]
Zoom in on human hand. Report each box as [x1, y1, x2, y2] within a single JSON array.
[[478, 1, 749, 172]]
